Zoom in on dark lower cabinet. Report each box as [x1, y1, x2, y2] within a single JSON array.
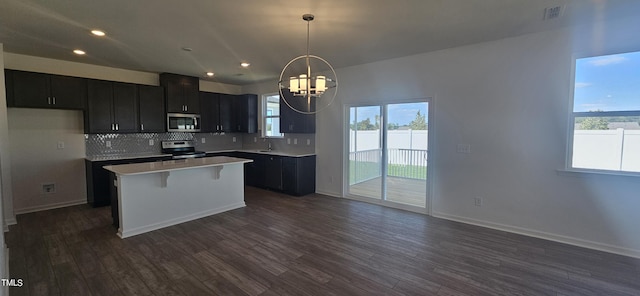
[[234, 152, 316, 196], [85, 156, 170, 208], [235, 152, 266, 188], [265, 156, 283, 190], [282, 155, 316, 196]]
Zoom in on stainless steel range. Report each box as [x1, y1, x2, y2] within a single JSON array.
[[161, 140, 206, 159]]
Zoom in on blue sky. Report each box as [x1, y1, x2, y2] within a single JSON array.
[[574, 51, 640, 112], [350, 102, 428, 126]]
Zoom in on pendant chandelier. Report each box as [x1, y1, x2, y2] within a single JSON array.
[[279, 14, 338, 114]]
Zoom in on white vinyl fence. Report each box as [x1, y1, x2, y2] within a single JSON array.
[[573, 129, 640, 172], [349, 130, 428, 152], [349, 129, 640, 173]]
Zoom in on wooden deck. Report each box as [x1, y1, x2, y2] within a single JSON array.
[[349, 176, 427, 208]]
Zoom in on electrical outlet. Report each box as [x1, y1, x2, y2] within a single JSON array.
[[42, 183, 56, 194], [57, 141, 64, 149], [201, 138, 206, 144], [149, 139, 154, 146], [106, 140, 112, 148], [254, 137, 257, 143], [232, 137, 236, 143], [474, 197, 483, 207], [307, 139, 311, 145], [287, 138, 291, 145], [294, 138, 298, 145]]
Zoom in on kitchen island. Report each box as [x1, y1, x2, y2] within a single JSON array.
[[104, 156, 252, 238]]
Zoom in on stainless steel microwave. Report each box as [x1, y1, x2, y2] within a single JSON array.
[[167, 113, 201, 132]]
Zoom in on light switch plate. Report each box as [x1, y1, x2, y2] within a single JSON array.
[[201, 138, 206, 143], [457, 144, 471, 154], [233, 137, 236, 143], [149, 139, 154, 146], [57, 141, 64, 149], [106, 140, 112, 148], [306, 139, 311, 145]]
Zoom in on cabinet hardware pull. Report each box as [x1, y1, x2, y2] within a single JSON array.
[[141, 123, 144, 131], [53, 97, 56, 104], [111, 123, 115, 131], [48, 97, 51, 105], [115, 123, 119, 131]]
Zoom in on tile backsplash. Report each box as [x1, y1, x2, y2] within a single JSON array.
[[85, 132, 242, 157], [85, 130, 315, 158]]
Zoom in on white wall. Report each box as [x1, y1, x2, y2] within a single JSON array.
[[8, 109, 87, 213], [0, 43, 10, 296], [306, 17, 640, 257]]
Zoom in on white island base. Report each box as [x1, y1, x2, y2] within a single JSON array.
[[104, 156, 252, 238]]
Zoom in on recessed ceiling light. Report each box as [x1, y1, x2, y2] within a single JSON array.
[[240, 62, 250, 68], [206, 72, 214, 77], [73, 49, 86, 55], [91, 30, 106, 36]]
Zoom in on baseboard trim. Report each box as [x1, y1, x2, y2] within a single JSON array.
[[315, 190, 342, 198], [14, 199, 87, 215], [433, 212, 640, 259]]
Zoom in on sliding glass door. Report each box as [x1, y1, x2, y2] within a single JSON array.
[[347, 101, 429, 209], [348, 106, 383, 200]]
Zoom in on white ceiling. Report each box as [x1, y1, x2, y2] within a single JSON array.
[[1, 0, 638, 85]]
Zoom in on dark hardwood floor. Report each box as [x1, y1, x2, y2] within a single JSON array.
[[7, 186, 640, 295]]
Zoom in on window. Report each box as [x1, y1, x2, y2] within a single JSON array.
[[262, 94, 283, 138], [570, 51, 640, 173]]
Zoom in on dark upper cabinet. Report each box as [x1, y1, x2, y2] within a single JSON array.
[[200, 91, 222, 133], [7, 70, 86, 109], [235, 94, 258, 133], [201, 93, 257, 133], [218, 94, 235, 133], [5, 70, 14, 107], [138, 85, 166, 132], [86, 80, 138, 133], [160, 73, 199, 113], [280, 89, 315, 133]]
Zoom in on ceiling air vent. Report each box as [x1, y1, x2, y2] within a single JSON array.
[[544, 6, 563, 20]]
